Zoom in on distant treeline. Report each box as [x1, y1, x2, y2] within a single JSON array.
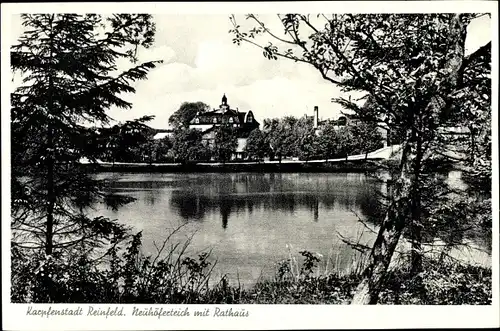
[[84, 113, 388, 165], [87, 160, 383, 173]]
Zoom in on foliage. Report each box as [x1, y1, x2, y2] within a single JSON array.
[[299, 250, 321, 276], [348, 121, 385, 156], [316, 122, 340, 160], [146, 136, 174, 162], [84, 120, 173, 164], [281, 116, 304, 157], [169, 102, 211, 129], [297, 128, 320, 161], [171, 128, 208, 163], [229, 13, 491, 303], [378, 259, 492, 305], [262, 118, 286, 160], [11, 236, 491, 304], [213, 125, 238, 162], [245, 128, 270, 160], [12, 230, 217, 303], [101, 116, 156, 162], [260, 115, 384, 161], [11, 14, 161, 256]]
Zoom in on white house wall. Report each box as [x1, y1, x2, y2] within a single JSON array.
[[236, 138, 247, 153], [190, 124, 214, 131]]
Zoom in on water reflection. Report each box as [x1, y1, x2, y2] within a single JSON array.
[[92, 171, 490, 286], [167, 173, 382, 229]]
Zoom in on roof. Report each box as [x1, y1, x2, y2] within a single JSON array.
[[153, 132, 173, 140], [191, 110, 242, 125], [188, 94, 260, 136], [190, 110, 259, 129]]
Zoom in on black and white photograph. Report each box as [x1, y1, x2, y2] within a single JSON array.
[[1, 1, 498, 330]]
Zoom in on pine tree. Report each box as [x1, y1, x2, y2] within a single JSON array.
[[11, 14, 162, 259]]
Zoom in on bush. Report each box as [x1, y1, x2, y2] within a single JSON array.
[[11, 231, 221, 304], [11, 242, 491, 305], [378, 259, 492, 305]]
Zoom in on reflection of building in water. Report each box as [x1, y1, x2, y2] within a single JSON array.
[[313, 197, 319, 222], [220, 199, 231, 229], [169, 173, 383, 229], [144, 188, 160, 206]]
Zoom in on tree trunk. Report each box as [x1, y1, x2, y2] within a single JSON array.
[[45, 123, 55, 256], [410, 223, 423, 274], [410, 133, 424, 275], [45, 15, 55, 256], [351, 138, 417, 304], [351, 14, 467, 304]]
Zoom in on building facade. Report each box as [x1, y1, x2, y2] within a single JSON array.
[[188, 94, 260, 159]]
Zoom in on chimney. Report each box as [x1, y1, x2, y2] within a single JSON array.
[[314, 106, 319, 129]]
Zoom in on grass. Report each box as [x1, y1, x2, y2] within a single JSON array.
[[11, 228, 492, 305]]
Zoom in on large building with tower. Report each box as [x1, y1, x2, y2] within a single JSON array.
[[188, 94, 260, 159]]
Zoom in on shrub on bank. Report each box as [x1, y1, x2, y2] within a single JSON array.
[[11, 236, 491, 305], [378, 259, 492, 305]]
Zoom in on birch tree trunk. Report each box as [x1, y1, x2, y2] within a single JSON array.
[[351, 14, 467, 304], [351, 136, 417, 304]]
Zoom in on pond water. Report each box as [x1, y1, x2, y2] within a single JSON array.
[[89, 171, 490, 286]]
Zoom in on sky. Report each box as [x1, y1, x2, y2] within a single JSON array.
[[9, 13, 492, 129]]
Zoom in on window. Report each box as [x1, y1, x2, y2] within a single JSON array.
[[195, 118, 200, 124], [213, 117, 217, 124], [229, 117, 234, 123], [247, 114, 253, 123]]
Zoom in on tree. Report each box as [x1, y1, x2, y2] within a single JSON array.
[[349, 122, 384, 159], [169, 101, 210, 129], [171, 128, 207, 163], [148, 136, 173, 162], [104, 115, 156, 163], [230, 13, 491, 304], [293, 115, 316, 158], [317, 122, 338, 161], [11, 14, 161, 260], [263, 118, 286, 162], [298, 128, 320, 161], [423, 39, 492, 264], [263, 116, 309, 161], [245, 128, 270, 161], [132, 131, 172, 164], [336, 126, 355, 160], [213, 125, 238, 163]]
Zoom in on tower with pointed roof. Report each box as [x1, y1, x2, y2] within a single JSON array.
[[220, 94, 229, 113]]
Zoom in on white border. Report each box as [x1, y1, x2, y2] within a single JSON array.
[[1, 1, 499, 330]]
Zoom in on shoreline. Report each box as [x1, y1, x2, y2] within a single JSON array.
[[86, 160, 384, 173]]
